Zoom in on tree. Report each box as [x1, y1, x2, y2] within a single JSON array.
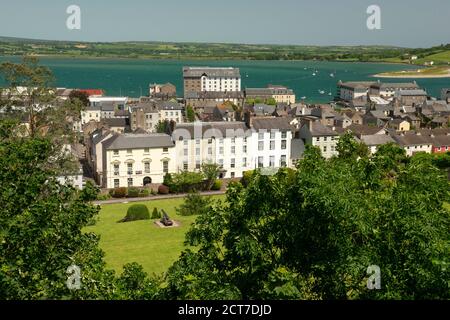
[[69, 90, 90, 107], [186, 105, 196, 122], [176, 192, 212, 216], [336, 132, 370, 160], [201, 162, 221, 190], [163, 143, 450, 300]]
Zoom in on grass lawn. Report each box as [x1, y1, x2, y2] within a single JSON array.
[[84, 195, 225, 275]]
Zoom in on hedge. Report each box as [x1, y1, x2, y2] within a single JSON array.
[[119, 204, 150, 223]]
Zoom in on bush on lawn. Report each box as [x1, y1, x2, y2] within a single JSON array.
[[139, 189, 150, 197], [151, 207, 161, 219], [176, 192, 211, 216], [167, 171, 205, 193], [211, 180, 222, 191], [240, 170, 255, 188], [119, 204, 150, 223], [127, 187, 140, 198], [97, 193, 112, 201], [112, 187, 128, 198], [158, 185, 170, 195]]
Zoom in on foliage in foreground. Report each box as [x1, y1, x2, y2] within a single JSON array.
[[162, 142, 450, 300]]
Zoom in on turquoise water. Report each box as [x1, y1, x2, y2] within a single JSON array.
[[1, 56, 448, 103]]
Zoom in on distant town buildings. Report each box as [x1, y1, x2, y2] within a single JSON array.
[[183, 67, 241, 97]]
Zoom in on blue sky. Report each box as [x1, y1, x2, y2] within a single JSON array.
[[1, 0, 449, 47]]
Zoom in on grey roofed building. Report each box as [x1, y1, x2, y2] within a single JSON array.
[[157, 101, 184, 111], [102, 118, 128, 128], [183, 67, 241, 78], [392, 132, 433, 146], [396, 89, 427, 96], [305, 121, 339, 137], [253, 103, 276, 116], [346, 124, 388, 137], [251, 117, 294, 131], [245, 86, 294, 96], [370, 82, 419, 90], [361, 134, 395, 146], [103, 133, 174, 150], [173, 122, 249, 138]]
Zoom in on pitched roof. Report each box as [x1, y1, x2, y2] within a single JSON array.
[[173, 122, 249, 138], [103, 133, 174, 150], [251, 117, 293, 131], [183, 67, 240, 78], [392, 133, 433, 146], [303, 121, 339, 137], [361, 134, 395, 146], [346, 124, 387, 137]]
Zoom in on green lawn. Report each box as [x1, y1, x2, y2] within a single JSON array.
[[84, 195, 225, 275]]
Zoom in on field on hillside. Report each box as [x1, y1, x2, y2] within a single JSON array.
[[84, 195, 225, 275]]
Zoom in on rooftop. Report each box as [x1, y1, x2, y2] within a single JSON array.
[[183, 67, 240, 78], [104, 133, 174, 150]]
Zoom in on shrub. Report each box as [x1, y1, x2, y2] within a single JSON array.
[[127, 187, 140, 198], [158, 185, 170, 195], [112, 187, 128, 198], [150, 189, 157, 195], [119, 204, 150, 223], [97, 193, 112, 201], [176, 192, 211, 216], [151, 207, 161, 219], [240, 170, 255, 188], [211, 180, 222, 191], [139, 189, 150, 197], [169, 171, 205, 193]]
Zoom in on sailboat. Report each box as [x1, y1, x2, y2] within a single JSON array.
[[318, 90, 325, 95]]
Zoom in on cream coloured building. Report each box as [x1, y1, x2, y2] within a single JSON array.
[[101, 133, 176, 188]]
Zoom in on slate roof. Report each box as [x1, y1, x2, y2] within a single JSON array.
[[361, 134, 395, 146], [183, 67, 240, 78], [103, 133, 174, 150], [251, 117, 293, 131], [173, 122, 249, 138]]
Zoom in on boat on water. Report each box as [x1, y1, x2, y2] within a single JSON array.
[[318, 90, 325, 94]]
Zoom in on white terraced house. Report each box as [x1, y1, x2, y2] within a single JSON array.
[[101, 133, 176, 188], [249, 117, 293, 169], [173, 122, 252, 179]]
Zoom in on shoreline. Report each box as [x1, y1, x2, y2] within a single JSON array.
[[373, 67, 450, 79]]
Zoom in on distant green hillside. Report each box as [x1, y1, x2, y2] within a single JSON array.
[[0, 36, 449, 64]]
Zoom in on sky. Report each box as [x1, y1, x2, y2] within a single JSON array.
[[1, 0, 449, 48]]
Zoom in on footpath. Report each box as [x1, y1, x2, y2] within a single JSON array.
[[93, 190, 226, 205]]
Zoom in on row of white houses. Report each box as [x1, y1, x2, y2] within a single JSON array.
[[89, 118, 298, 189]]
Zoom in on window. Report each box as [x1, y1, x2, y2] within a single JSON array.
[[196, 139, 200, 145], [114, 179, 120, 188], [230, 172, 235, 178], [324, 137, 328, 142], [270, 131, 276, 139], [208, 138, 213, 144], [114, 164, 119, 176], [127, 149, 132, 155], [231, 146, 236, 154], [243, 137, 247, 143], [144, 148, 150, 154], [184, 149, 188, 156], [282, 132, 287, 139], [281, 140, 287, 150], [270, 141, 275, 150], [269, 156, 275, 167], [163, 161, 169, 174], [218, 159, 224, 168], [258, 157, 264, 168], [280, 155, 287, 167], [219, 138, 224, 145], [184, 140, 188, 146], [144, 162, 150, 173], [196, 161, 201, 170], [243, 158, 247, 167], [258, 132, 264, 140], [323, 146, 327, 152], [231, 158, 235, 168], [127, 178, 133, 187], [196, 148, 200, 156], [208, 147, 212, 155], [243, 145, 247, 153], [163, 147, 169, 153], [127, 163, 133, 175], [113, 150, 119, 156], [183, 162, 188, 171], [258, 141, 264, 151], [219, 147, 224, 155], [231, 138, 236, 144]]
